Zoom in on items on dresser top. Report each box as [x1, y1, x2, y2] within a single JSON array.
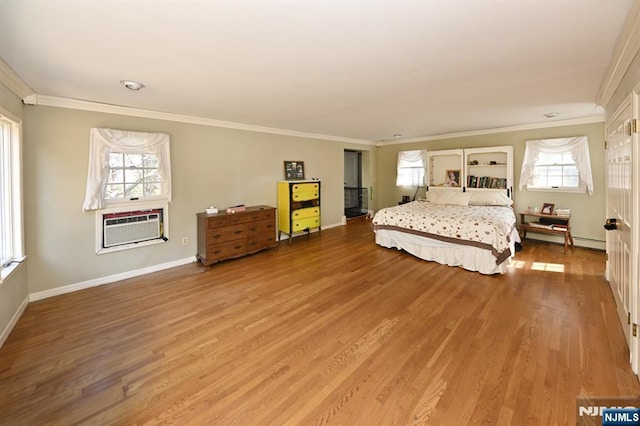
[[196, 205, 277, 266], [277, 180, 321, 243]]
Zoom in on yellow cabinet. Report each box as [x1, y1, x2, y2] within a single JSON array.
[[278, 180, 321, 243]]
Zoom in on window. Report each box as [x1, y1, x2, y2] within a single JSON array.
[[396, 150, 426, 187], [530, 152, 580, 188], [83, 128, 171, 211], [106, 152, 161, 200], [519, 136, 593, 194], [0, 111, 24, 282], [83, 128, 171, 254]]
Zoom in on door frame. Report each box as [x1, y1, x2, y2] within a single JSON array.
[[632, 85, 640, 375]]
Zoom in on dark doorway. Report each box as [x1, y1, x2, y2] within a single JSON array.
[[344, 150, 368, 219]]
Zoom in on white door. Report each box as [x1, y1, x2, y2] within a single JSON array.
[[606, 94, 635, 367]]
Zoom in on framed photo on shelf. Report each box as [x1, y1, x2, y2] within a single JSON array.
[[284, 161, 305, 180], [541, 203, 555, 215], [445, 169, 461, 187]]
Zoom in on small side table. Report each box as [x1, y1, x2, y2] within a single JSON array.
[[519, 212, 574, 254]]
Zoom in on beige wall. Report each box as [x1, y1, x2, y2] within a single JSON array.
[[376, 121, 607, 249], [22, 105, 375, 294], [0, 81, 28, 345]]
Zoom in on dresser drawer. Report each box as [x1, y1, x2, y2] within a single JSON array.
[[292, 190, 319, 202], [208, 224, 246, 242], [208, 240, 246, 261], [292, 207, 320, 220], [247, 218, 275, 235], [229, 208, 275, 225], [208, 216, 228, 228], [291, 182, 319, 193], [292, 216, 320, 232], [246, 234, 276, 252]]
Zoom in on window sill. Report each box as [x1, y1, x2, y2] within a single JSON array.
[[524, 187, 586, 194], [96, 238, 166, 255], [0, 256, 27, 285]]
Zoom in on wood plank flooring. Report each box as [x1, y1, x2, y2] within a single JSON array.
[[1, 219, 638, 425]]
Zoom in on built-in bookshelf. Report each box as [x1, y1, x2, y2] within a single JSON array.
[[464, 146, 513, 193], [426, 146, 513, 196]]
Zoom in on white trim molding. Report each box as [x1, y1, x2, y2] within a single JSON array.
[[0, 59, 34, 99], [597, 0, 640, 108], [29, 256, 196, 302], [376, 115, 605, 146], [22, 94, 374, 146], [0, 294, 28, 348]]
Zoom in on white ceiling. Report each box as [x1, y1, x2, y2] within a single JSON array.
[[0, 0, 634, 143]]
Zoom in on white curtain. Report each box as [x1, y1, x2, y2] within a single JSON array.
[[396, 150, 426, 187], [518, 136, 593, 195], [82, 128, 172, 211]]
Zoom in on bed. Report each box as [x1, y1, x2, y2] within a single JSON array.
[[372, 191, 519, 274]]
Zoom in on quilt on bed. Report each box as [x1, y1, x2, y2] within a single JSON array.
[[372, 201, 517, 265]]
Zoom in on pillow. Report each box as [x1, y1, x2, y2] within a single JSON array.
[[420, 191, 441, 203], [468, 191, 513, 206], [430, 191, 471, 206]]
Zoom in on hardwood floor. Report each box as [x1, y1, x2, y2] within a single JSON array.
[[1, 220, 638, 425]]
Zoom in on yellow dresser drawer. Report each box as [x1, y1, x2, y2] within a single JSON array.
[[291, 190, 319, 202], [292, 216, 320, 232], [291, 182, 319, 193], [292, 207, 320, 220]]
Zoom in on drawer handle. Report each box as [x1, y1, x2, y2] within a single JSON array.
[[234, 245, 243, 249], [213, 234, 222, 239], [213, 249, 221, 254], [234, 230, 243, 235]]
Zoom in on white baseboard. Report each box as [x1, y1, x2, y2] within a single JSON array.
[[29, 256, 197, 302], [0, 295, 29, 348]]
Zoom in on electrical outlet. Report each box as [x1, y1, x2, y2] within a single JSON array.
[[181, 237, 188, 245]]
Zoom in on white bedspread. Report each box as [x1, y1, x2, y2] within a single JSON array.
[[372, 201, 518, 265]]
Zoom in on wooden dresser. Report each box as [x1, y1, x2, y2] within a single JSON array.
[[196, 205, 277, 266], [277, 180, 321, 243]]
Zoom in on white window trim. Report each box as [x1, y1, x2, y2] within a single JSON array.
[[95, 201, 169, 255], [83, 128, 172, 211], [518, 136, 594, 195], [0, 108, 25, 285]]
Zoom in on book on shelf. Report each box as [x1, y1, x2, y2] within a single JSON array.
[[466, 175, 507, 189], [528, 222, 554, 230], [527, 221, 568, 231]]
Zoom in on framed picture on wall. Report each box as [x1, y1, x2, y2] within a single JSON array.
[[445, 169, 461, 187], [284, 161, 305, 180]]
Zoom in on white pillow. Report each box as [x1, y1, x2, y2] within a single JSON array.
[[420, 191, 441, 203], [468, 191, 513, 206], [431, 191, 471, 206]]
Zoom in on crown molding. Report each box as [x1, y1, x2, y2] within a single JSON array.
[[23, 94, 374, 146], [376, 115, 605, 146], [0, 58, 34, 99], [597, 0, 640, 107]]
